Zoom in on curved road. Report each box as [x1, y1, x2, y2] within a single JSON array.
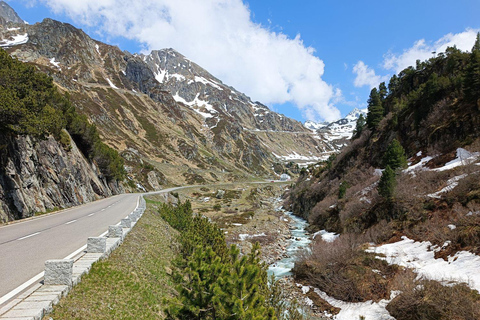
[[0, 193, 139, 303], [0, 181, 285, 306]]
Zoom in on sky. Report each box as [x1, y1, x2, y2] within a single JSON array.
[[7, 0, 480, 123]]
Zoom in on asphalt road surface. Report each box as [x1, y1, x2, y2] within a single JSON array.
[[0, 193, 140, 301], [0, 181, 286, 306]]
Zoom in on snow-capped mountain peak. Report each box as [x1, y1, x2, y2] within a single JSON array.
[[304, 120, 329, 131], [303, 108, 368, 154]]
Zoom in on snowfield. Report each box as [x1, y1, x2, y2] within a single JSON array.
[[367, 236, 480, 292], [0, 33, 28, 47]]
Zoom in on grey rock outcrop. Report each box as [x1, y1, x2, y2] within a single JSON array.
[[0, 134, 123, 222]]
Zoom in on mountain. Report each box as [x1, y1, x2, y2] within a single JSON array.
[[0, 1, 23, 24], [303, 108, 367, 156], [304, 120, 328, 131], [0, 2, 338, 201]]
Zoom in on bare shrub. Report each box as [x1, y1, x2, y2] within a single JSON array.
[[455, 214, 480, 252], [293, 233, 397, 302], [364, 220, 396, 244], [396, 169, 451, 200], [309, 194, 341, 232], [387, 279, 480, 320], [407, 215, 454, 248], [340, 198, 373, 233], [450, 171, 480, 205]]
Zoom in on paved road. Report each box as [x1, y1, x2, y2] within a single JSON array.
[[0, 180, 286, 305], [0, 193, 140, 300]]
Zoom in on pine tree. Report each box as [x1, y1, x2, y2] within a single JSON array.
[[338, 181, 349, 199], [366, 88, 384, 130], [378, 82, 388, 103], [463, 32, 480, 101], [378, 165, 396, 200], [352, 114, 366, 139], [473, 32, 480, 52], [383, 139, 408, 170]]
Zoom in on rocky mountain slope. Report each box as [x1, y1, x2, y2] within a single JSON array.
[[0, 1, 22, 24], [0, 3, 334, 190]]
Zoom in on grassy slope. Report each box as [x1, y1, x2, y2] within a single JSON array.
[[46, 196, 177, 319]]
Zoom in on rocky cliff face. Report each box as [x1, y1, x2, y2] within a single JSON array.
[[0, 133, 123, 223]]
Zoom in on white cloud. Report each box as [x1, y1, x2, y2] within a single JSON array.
[[383, 28, 480, 73], [31, 0, 341, 121], [352, 61, 389, 89]]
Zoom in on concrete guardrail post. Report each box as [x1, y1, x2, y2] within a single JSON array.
[[44, 259, 74, 286], [108, 225, 123, 238], [87, 237, 107, 253], [129, 213, 137, 222], [121, 218, 132, 228]]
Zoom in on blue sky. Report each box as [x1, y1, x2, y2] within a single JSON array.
[[8, 0, 480, 123]]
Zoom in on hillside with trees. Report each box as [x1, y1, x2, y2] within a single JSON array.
[[0, 48, 126, 220], [285, 35, 480, 319]]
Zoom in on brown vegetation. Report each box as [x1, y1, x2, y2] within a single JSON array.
[[387, 276, 480, 320], [293, 234, 397, 302]]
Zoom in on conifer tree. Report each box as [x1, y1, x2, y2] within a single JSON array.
[[352, 114, 366, 139], [378, 165, 396, 200], [378, 82, 388, 103], [464, 32, 480, 101], [366, 88, 384, 130], [383, 139, 408, 170], [338, 181, 349, 199]]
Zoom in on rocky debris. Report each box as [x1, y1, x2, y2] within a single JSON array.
[[146, 171, 162, 190], [215, 189, 225, 199]]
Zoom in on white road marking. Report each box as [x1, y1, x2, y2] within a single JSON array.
[[101, 209, 105, 211], [88, 213, 95, 217], [0, 272, 44, 305], [1, 195, 140, 307], [65, 220, 77, 225], [17, 232, 40, 241]]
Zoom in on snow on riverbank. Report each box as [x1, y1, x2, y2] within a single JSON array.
[[298, 284, 397, 320], [312, 230, 339, 242], [367, 236, 480, 292]]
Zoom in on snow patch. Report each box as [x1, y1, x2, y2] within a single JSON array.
[[272, 151, 322, 162], [433, 148, 480, 172], [106, 78, 119, 89], [169, 73, 186, 81], [367, 236, 480, 292], [313, 288, 398, 320], [313, 230, 339, 242], [194, 75, 223, 90], [49, 57, 61, 70], [238, 233, 266, 241], [427, 174, 468, 198], [404, 156, 433, 173], [172, 92, 217, 119], [0, 33, 28, 47]]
